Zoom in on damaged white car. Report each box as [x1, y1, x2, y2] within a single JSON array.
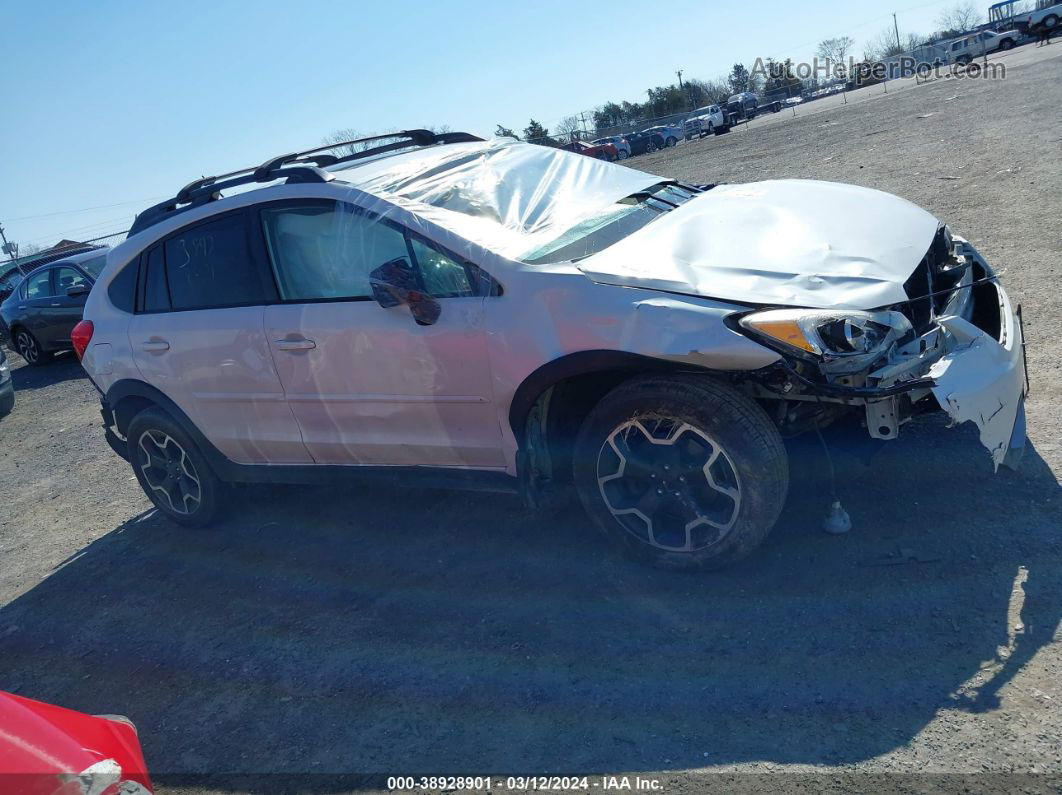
[[77, 131, 1027, 570]]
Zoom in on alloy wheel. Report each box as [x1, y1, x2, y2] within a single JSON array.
[[137, 430, 202, 515], [16, 331, 38, 364], [596, 417, 741, 552]]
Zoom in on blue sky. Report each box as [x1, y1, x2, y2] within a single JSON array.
[[0, 0, 962, 249]]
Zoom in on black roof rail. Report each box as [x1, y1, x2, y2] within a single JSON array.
[[129, 129, 485, 237]]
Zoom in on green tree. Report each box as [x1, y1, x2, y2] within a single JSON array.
[[495, 125, 517, 139], [593, 101, 625, 129], [728, 63, 751, 94], [523, 119, 555, 146]]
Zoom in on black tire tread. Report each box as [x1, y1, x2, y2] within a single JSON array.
[[573, 374, 788, 570], [126, 406, 225, 528]]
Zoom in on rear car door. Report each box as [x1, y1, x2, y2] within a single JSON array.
[[259, 199, 505, 468], [127, 209, 312, 465], [45, 266, 92, 346]]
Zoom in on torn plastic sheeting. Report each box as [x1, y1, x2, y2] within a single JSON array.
[[928, 315, 1026, 471], [578, 179, 940, 310], [340, 138, 663, 259]]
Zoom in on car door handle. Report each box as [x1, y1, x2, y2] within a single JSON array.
[[50, 302, 62, 307], [140, 340, 170, 353], [273, 337, 316, 351]]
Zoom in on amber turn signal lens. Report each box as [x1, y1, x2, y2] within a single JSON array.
[[742, 319, 817, 353]]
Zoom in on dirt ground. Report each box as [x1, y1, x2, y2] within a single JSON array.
[[1, 45, 1061, 795]]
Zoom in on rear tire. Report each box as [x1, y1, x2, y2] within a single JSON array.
[[573, 375, 789, 570], [1043, 14, 1058, 28], [999, 38, 1014, 50], [14, 329, 52, 366], [127, 407, 226, 527]]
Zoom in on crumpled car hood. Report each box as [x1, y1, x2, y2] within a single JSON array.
[[578, 179, 940, 309]]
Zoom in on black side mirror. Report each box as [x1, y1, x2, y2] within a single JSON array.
[[66, 284, 90, 298], [368, 257, 440, 326]]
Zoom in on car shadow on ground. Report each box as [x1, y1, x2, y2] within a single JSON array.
[[8, 353, 85, 392], [0, 416, 1059, 785]]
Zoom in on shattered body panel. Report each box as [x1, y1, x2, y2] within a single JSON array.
[[928, 274, 1027, 470], [578, 179, 939, 309]]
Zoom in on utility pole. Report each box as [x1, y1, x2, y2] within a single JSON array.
[[893, 13, 901, 50], [0, 223, 17, 264], [676, 69, 684, 90]]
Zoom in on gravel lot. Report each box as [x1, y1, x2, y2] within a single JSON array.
[[1, 45, 1060, 794]]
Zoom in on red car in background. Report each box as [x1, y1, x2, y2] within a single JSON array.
[[560, 139, 619, 161], [0, 691, 152, 794]]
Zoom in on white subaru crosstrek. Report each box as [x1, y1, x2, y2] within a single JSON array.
[[74, 130, 1027, 569]]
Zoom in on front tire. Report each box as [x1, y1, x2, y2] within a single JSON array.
[[999, 38, 1014, 50], [127, 407, 226, 527], [574, 375, 788, 570]]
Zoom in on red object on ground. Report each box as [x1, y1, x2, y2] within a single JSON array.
[[0, 690, 152, 794]]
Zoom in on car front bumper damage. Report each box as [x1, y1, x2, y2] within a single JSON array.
[[775, 240, 1028, 470], [867, 240, 1026, 470]]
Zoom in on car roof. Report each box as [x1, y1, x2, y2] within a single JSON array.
[[116, 139, 662, 265], [19, 247, 110, 279]]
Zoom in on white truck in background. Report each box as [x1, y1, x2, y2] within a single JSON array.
[[683, 105, 729, 139], [988, 0, 1061, 32], [945, 28, 1021, 63]]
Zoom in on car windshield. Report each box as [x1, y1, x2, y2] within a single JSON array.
[[520, 182, 700, 264]]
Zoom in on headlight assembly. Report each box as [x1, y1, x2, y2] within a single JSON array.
[[737, 308, 912, 360]]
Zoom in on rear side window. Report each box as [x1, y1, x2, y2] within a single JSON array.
[[163, 213, 272, 310], [107, 258, 139, 313], [141, 246, 170, 312], [25, 270, 52, 299]]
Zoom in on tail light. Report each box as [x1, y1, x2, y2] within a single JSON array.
[[71, 320, 94, 360]]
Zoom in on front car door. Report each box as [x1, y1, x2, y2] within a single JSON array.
[[258, 199, 505, 468], [17, 269, 56, 347], [127, 209, 312, 465]]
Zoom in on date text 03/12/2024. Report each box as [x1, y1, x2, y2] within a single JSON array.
[[387, 775, 665, 791]]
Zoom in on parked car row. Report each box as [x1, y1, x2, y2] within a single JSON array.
[[0, 247, 109, 365]]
